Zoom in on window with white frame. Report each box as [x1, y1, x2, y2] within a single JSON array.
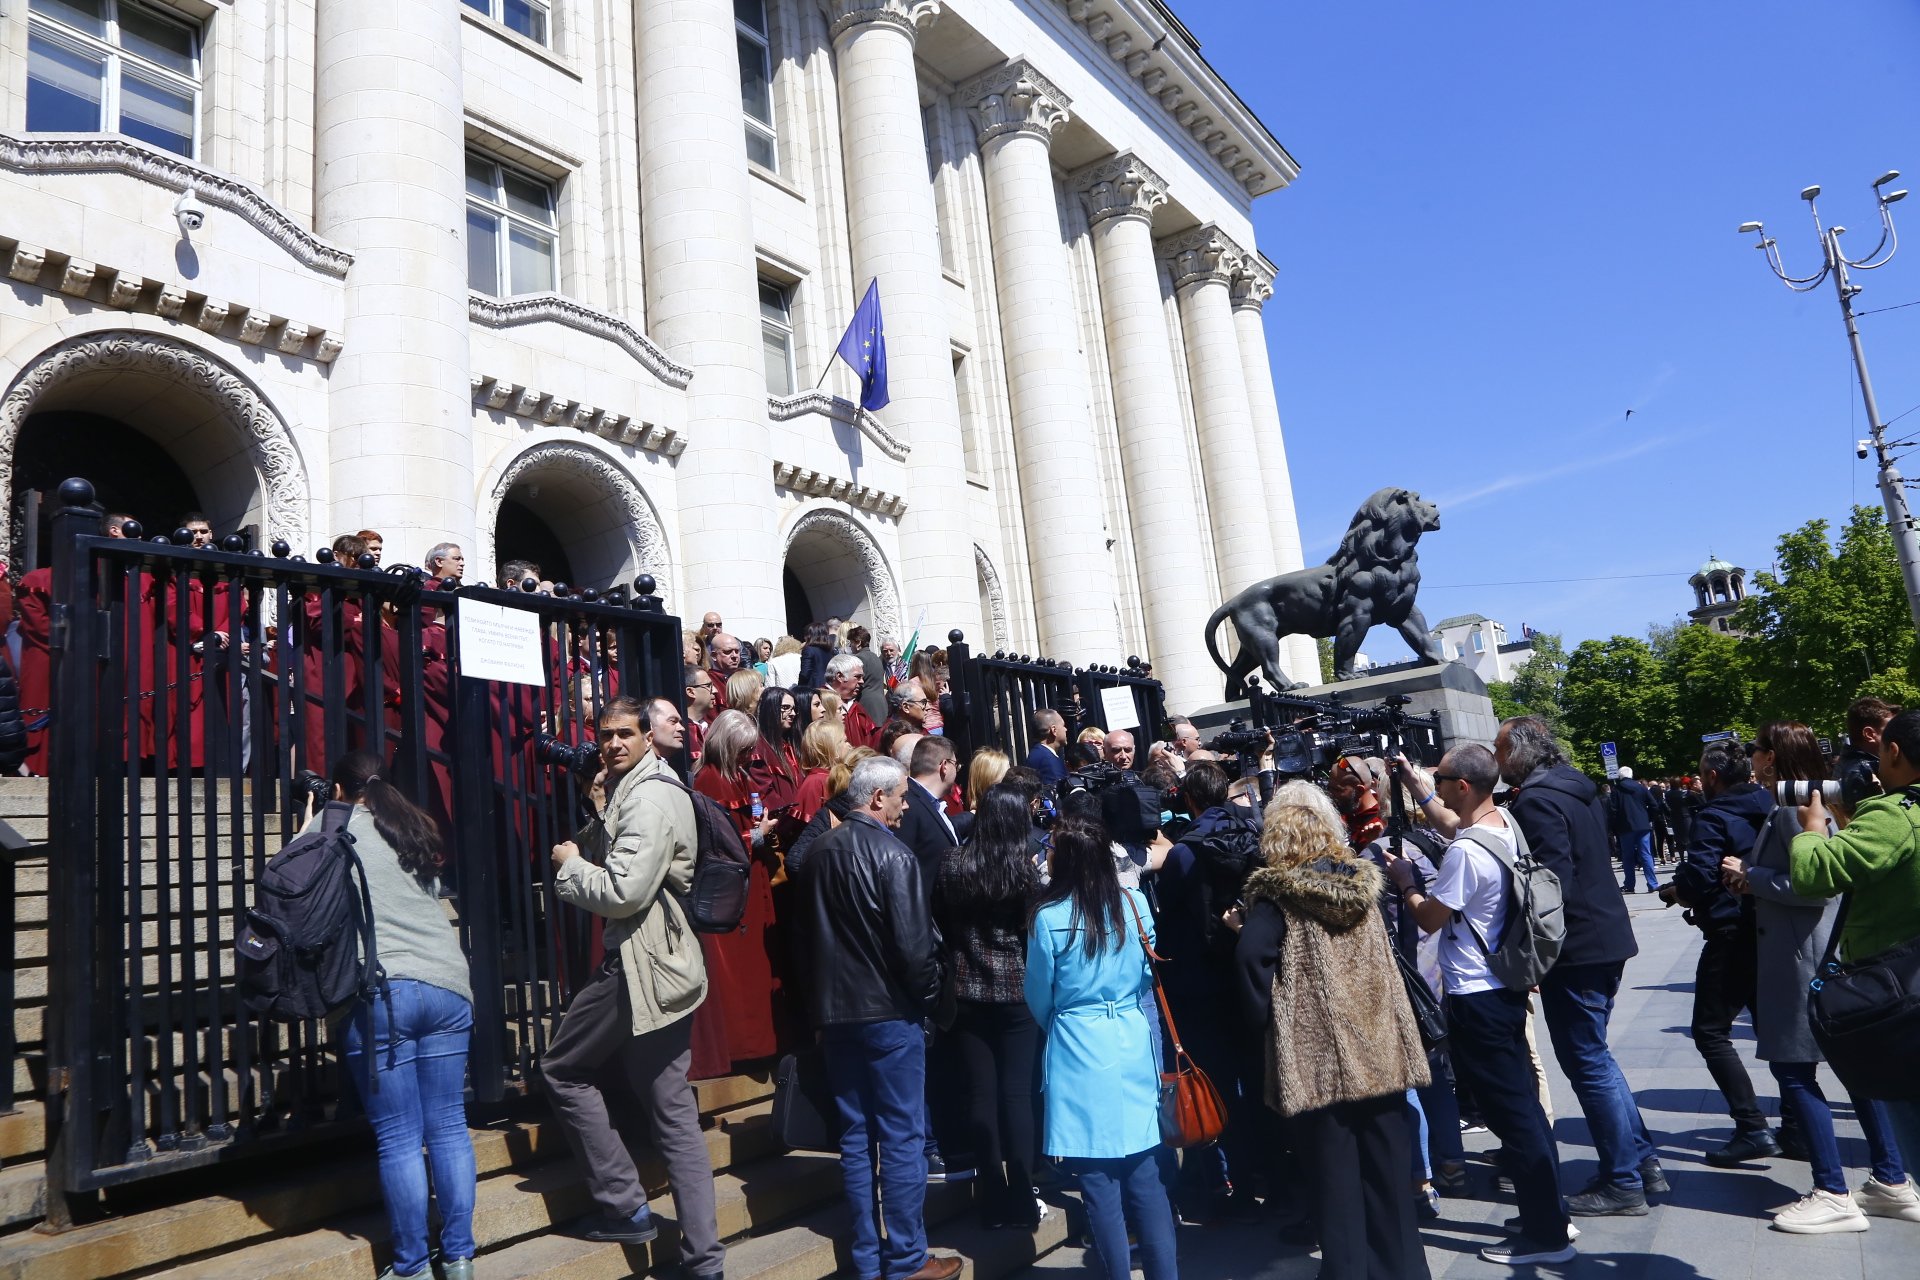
[[465, 154, 559, 297], [1471, 631, 1485, 653], [736, 0, 778, 170], [759, 280, 795, 396], [26, 0, 200, 158], [460, 0, 549, 46]]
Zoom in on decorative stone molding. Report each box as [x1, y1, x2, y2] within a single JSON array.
[[486, 441, 671, 585], [772, 461, 908, 518], [1158, 224, 1248, 292], [1231, 253, 1276, 313], [471, 374, 686, 457], [0, 238, 342, 363], [959, 61, 1072, 146], [826, 0, 941, 43], [0, 332, 310, 563], [767, 390, 912, 462], [0, 133, 353, 276], [974, 544, 1010, 649], [467, 293, 693, 390], [784, 507, 902, 645], [1072, 153, 1169, 227]]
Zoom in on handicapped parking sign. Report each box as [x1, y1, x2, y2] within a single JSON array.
[[1600, 741, 1620, 780]]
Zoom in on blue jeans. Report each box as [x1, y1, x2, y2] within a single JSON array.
[[1066, 1149, 1178, 1280], [1405, 1089, 1429, 1180], [1769, 1062, 1906, 1193], [1620, 832, 1660, 891], [1538, 961, 1654, 1190], [1418, 1050, 1465, 1167], [823, 1020, 929, 1280], [1886, 1102, 1920, 1186], [343, 980, 476, 1278]]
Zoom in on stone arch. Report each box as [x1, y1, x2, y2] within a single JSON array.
[[480, 440, 670, 591], [974, 544, 1009, 650], [782, 506, 901, 644], [0, 330, 308, 561]]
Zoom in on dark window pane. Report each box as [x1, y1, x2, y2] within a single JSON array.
[[501, 170, 552, 223], [119, 5, 195, 75], [119, 68, 194, 155], [26, 34, 105, 133], [734, 0, 767, 36], [465, 154, 495, 200], [461, 0, 488, 12], [745, 125, 776, 171], [758, 281, 787, 322], [467, 206, 500, 295], [504, 0, 547, 44], [737, 33, 772, 124], [28, 0, 106, 37]]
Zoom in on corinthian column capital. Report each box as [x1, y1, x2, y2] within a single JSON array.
[[1158, 224, 1250, 291], [1071, 152, 1169, 227], [827, 0, 941, 44], [1231, 252, 1276, 312], [959, 60, 1072, 146]]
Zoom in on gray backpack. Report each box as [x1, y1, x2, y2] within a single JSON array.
[[1454, 818, 1565, 990]]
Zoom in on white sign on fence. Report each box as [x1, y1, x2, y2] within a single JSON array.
[[456, 600, 546, 686], [1099, 685, 1140, 734]]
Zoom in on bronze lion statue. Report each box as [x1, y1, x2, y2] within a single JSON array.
[[1204, 487, 1448, 698]]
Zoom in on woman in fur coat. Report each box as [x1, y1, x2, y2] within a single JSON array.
[[1231, 781, 1432, 1280]]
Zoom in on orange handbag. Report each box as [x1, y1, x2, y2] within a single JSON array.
[[1123, 892, 1228, 1149]]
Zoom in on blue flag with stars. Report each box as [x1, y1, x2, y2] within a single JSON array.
[[834, 279, 889, 412]]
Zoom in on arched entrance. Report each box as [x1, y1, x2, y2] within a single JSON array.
[[482, 442, 669, 591], [782, 508, 899, 643], [0, 331, 308, 565]]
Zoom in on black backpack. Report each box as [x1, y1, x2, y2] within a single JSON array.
[[644, 775, 752, 933], [235, 802, 387, 1020]]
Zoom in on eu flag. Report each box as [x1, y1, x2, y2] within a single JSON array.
[[833, 279, 889, 412]]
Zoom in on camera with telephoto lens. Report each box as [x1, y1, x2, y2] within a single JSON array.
[[535, 732, 602, 779], [1775, 779, 1845, 806], [293, 769, 333, 810], [1059, 760, 1173, 847]]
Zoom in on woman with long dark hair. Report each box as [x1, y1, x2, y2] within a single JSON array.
[[748, 686, 803, 813], [797, 621, 837, 688], [1729, 721, 1916, 1231], [936, 787, 1043, 1229], [328, 751, 476, 1280], [1025, 816, 1176, 1279]]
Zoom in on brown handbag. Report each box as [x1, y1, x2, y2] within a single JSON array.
[[1123, 891, 1228, 1149]]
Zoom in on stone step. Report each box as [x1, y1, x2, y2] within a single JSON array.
[[0, 1103, 45, 1162], [0, 1090, 776, 1280], [0, 1162, 45, 1230]]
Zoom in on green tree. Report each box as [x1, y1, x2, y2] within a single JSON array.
[[1505, 632, 1568, 726], [1659, 622, 1755, 767], [1316, 636, 1335, 686], [1560, 635, 1679, 774], [1735, 506, 1919, 735]]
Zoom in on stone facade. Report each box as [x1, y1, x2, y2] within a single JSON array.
[[0, 0, 1312, 712]]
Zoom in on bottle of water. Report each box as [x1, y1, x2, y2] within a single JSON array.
[[750, 791, 763, 821]]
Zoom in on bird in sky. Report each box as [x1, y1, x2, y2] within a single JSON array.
[[1624, 408, 1635, 421]]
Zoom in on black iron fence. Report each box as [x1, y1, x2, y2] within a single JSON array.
[[39, 480, 681, 1225], [943, 631, 1168, 764]]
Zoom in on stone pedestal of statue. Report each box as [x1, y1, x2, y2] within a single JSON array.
[[1191, 660, 1501, 753]]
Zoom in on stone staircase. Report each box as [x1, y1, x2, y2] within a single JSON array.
[[0, 778, 1072, 1279]]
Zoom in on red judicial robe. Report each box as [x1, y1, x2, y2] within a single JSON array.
[[688, 767, 780, 1079]]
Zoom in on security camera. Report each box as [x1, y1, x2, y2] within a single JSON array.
[[173, 189, 207, 235], [1859, 440, 1872, 460]]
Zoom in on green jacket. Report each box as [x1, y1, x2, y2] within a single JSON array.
[[1789, 790, 1920, 962]]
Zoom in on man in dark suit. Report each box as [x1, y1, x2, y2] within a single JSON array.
[[898, 736, 959, 878], [1023, 707, 1067, 787]]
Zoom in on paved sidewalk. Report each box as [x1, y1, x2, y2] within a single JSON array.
[[1020, 894, 1920, 1279]]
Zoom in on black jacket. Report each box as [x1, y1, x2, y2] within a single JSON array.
[[1507, 763, 1638, 967], [795, 812, 941, 1028], [1608, 777, 1653, 835], [897, 778, 958, 882], [1671, 782, 1771, 935]]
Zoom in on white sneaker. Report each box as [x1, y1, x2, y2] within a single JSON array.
[[1858, 1176, 1920, 1223], [1772, 1188, 1869, 1234]]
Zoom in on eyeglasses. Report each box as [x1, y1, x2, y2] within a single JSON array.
[[1433, 772, 1463, 783]]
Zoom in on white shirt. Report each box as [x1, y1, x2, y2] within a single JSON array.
[[1430, 816, 1513, 996]]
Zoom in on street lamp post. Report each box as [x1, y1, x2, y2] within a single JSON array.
[[1740, 172, 1920, 632]]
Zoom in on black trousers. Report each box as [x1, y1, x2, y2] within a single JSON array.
[[949, 999, 1039, 1224], [1173, 988, 1273, 1197], [1286, 1094, 1430, 1280], [1447, 988, 1569, 1246], [1691, 928, 1766, 1132]]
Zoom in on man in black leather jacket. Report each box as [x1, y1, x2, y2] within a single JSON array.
[[794, 755, 958, 1280]]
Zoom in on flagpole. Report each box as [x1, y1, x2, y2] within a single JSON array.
[[812, 360, 833, 391]]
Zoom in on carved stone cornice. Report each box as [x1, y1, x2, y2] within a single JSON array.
[[1231, 253, 1276, 313], [826, 0, 941, 43], [958, 61, 1072, 147], [1071, 153, 1169, 228], [767, 390, 912, 462], [1158, 224, 1249, 292], [772, 461, 907, 518], [471, 374, 684, 456], [0, 133, 352, 276], [467, 293, 693, 389]]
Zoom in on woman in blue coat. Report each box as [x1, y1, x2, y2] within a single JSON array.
[[1026, 816, 1177, 1280]]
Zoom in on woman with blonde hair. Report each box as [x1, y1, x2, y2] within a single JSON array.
[[725, 668, 764, 715], [690, 709, 780, 1074], [792, 719, 848, 824], [784, 745, 876, 880], [1231, 781, 1431, 1279], [956, 747, 1010, 842]]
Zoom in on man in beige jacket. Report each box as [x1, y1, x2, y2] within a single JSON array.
[[546, 695, 721, 1273]]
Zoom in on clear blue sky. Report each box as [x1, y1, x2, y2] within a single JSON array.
[[1180, 0, 1920, 661]]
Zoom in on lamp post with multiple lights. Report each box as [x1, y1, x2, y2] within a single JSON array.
[[1740, 172, 1920, 631]]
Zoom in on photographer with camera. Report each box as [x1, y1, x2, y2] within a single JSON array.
[[1833, 697, 1897, 820], [1722, 722, 1916, 1233]]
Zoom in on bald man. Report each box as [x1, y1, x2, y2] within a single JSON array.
[[1102, 729, 1137, 772]]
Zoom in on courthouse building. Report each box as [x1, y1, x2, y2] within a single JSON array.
[[0, 0, 1312, 711]]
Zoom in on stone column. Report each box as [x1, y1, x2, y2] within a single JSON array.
[[1072, 153, 1215, 709], [636, 0, 783, 629], [314, 0, 475, 554], [959, 60, 1122, 662], [1162, 227, 1273, 608], [1231, 255, 1320, 685], [827, 0, 980, 640]]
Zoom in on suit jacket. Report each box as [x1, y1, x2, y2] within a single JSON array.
[[1025, 742, 1066, 787], [898, 777, 958, 882]]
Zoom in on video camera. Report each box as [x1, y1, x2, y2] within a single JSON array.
[[1059, 760, 1173, 847]]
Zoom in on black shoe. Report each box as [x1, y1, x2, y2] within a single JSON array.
[[926, 1155, 976, 1184], [1639, 1157, 1670, 1196], [568, 1207, 659, 1244], [1706, 1128, 1781, 1167], [1567, 1182, 1649, 1216]]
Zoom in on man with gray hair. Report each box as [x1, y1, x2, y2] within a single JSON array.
[[795, 755, 960, 1280], [828, 653, 881, 748], [424, 542, 465, 580]]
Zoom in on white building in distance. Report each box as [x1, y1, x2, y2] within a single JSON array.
[[0, 0, 1314, 711], [1430, 613, 1536, 685]]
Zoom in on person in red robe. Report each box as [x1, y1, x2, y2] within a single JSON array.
[[790, 718, 847, 825], [824, 654, 881, 748]]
